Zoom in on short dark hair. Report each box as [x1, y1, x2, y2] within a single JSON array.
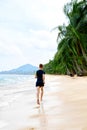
[[39, 64, 43, 68]]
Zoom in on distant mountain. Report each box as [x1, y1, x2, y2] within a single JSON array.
[[0, 64, 38, 75]]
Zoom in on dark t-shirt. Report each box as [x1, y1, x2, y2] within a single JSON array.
[[36, 69, 45, 87]]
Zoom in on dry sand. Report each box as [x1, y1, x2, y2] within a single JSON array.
[[1, 75, 87, 130]]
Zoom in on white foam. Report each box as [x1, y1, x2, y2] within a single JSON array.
[[0, 120, 8, 128], [0, 102, 9, 107]]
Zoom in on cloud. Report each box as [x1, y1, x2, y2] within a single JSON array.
[[0, 0, 71, 70]]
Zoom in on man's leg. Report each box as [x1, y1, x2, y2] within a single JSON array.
[[40, 87, 44, 102], [36, 87, 40, 105]]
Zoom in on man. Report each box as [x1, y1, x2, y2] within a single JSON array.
[[35, 64, 45, 105]]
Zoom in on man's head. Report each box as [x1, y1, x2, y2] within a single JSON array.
[[39, 64, 43, 69]]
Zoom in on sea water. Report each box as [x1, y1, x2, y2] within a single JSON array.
[[0, 74, 36, 129], [0, 74, 35, 108]]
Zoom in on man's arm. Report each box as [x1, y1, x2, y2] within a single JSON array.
[[42, 74, 45, 83], [35, 72, 37, 78]]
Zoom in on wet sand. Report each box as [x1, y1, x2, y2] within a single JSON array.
[[1, 75, 87, 130]]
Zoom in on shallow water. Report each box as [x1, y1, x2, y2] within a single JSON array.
[[0, 74, 35, 108]]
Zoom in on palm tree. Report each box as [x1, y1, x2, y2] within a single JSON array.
[[44, 0, 87, 76]]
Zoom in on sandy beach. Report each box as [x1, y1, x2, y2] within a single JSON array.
[[1, 74, 87, 130]]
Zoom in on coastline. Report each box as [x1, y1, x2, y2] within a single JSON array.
[[1, 74, 87, 130]]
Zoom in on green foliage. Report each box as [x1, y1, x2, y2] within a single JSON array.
[[44, 0, 87, 76]]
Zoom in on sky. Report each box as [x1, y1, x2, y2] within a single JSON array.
[[0, 0, 71, 71]]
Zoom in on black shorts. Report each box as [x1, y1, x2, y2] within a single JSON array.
[[36, 81, 44, 87]]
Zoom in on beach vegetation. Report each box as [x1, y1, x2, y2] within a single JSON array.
[[44, 0, 87, 76]]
